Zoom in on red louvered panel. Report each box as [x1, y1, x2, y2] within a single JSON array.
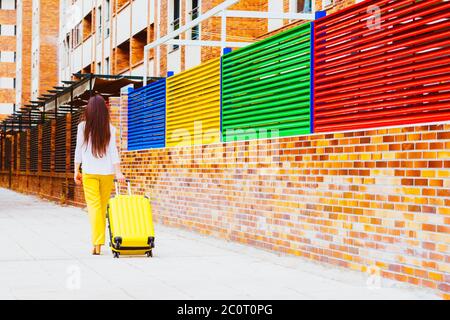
[[314, 0, 450, 132]]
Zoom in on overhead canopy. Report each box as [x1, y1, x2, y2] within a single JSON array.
[[0, 73, 163, 134]]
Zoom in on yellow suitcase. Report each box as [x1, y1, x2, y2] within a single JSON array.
[[107, 180, 155, 258]]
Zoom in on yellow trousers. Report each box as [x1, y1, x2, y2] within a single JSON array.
[[82, 174, 114, 246]]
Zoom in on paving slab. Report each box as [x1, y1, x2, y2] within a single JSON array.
[[0, 188, 440, 300]]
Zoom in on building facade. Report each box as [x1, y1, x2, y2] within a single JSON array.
[[0, 0, 17, 120], [0, 0, 359, 119], [58, 0, 359, 83], [16, 0, 60, 108], [0, 0, 60, 119]]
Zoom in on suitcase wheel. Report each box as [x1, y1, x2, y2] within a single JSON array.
[[113, 252, 120, 259], [146, 251, 153, 258]]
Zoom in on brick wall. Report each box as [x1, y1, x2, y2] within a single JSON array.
[[0, 62, 16, 78], [0, 9, 16, 25], [0, 18, 16, 105], [116, 96, 449, 299], [38, 0, 60, 98], [17, 0, 32, 108], [0, 89, 15, 104], [1, 94, 449, 298]]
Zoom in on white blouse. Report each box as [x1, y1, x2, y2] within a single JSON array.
[[74, 121, 120, 175]]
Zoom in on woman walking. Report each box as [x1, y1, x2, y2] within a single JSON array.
[[74, 95, 126, 255]]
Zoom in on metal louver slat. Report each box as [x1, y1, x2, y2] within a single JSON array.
[[313, 0, 450, 132], [30, 127, 38, 172], [20, 131, 27, 172], [128, 79, 166, 150], [222, 22, 312, 141], [0, 136, 3, 170], [4, 138, 11, 170], [55, 116, 67, 173], [42, 122, 52, 173], [166, 58, 221, 147], [13, 135, 17, 171]]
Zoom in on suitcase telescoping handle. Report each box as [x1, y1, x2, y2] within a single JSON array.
[[114, 179, 132, 196]]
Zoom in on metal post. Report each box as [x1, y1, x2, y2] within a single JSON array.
[[221, 12, 226, 53], [42, 104, 46, 124], [70, 87, 74, 114], [12, 104, 15, 133], [55, 96, 58, 119], [144, 50, 149, 86], [89, 74, 93, 97]]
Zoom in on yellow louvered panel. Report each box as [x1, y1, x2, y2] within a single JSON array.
[[166, 58, 221, 147]]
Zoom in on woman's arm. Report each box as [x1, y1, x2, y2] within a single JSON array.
[[110, 127, 125, 183], [74, 124, 83, 185]]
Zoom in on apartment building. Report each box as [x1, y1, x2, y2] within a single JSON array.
[[58, 0, 363, 83], [0, 0, 60, 120], [0, 0, 17, 119], [60, 0, 359, 82], [16, 0, 60, 108]]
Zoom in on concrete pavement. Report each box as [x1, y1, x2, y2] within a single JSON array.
[[0, 188, 439, 300]]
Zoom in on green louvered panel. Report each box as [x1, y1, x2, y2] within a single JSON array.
[[221, 22, 311, 142]]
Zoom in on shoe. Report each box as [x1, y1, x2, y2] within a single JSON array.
[[92, 245, 101, 255]]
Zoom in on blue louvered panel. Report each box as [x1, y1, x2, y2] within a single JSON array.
[[128, 79, 166, 150]]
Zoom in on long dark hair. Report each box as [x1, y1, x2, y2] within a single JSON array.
[[83, 95, 111, 158]]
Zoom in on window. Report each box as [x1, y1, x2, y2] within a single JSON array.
[[0, 103, 14, 115], [0, 78, 15, 89], [105, 0, 110, 39], [189, 0, 200, 40], [105, 57, 110, 75], [63, 33, 70, 65], [0, 24, 16, 36], [0, 0, 16, 10], [292, 0, 312, 13], [97, 62, 102, 74], [170, 0, 180, 51], [0, 51, 15, 62], [105, 0, 110, 21], [322, 0, 334, 8], [97, 5, 102, 43], [72, 23, 82, 48]]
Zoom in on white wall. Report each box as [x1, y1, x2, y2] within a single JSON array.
[[132, 0, 148, 35], [149, 0, 155, 24], [104, 35, 110, 58], [185, 46, 201, 70], [131, 63, 145, 77], [82, 0, 93, 17], [0, 103, 14, 114], [72, 45, 82, 72], [116, 5, 131, 46], [268, 0, 284, 32], [15, 0, 22, 106], [31, 0, 40, 100], [96, 42, 102, 64], [167, 49, 181, 74], [82, 36, 93, 68]]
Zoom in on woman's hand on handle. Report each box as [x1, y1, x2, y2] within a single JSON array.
[[115, 171, 126, 184], [74, 163, 82, 185], [74, 171, 82, 185]]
